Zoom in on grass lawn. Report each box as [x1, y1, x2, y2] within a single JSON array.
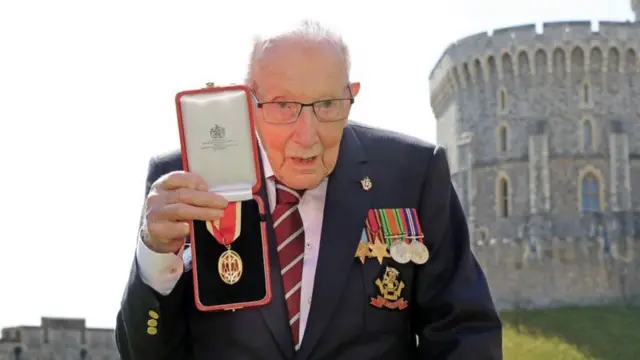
[[501, 305, 640, 360]]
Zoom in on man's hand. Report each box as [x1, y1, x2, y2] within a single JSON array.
[[142, 171, 228, 254]]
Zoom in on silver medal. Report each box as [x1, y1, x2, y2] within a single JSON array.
[[410, 240, 429, 265], [390, 241, 412, 264]]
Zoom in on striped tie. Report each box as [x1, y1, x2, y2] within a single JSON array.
[[272, 180, 305, 350]]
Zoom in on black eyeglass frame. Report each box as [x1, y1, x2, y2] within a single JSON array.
[[249, 86, 355, 124]]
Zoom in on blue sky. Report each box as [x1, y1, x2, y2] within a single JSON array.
[[0, 0, 634, 329]]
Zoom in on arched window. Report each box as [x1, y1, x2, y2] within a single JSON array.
[[583, 119, 593, 150], [476, 227, 488, 243], [13, 346, 22, 360], [498, 125, 508, 152], [498, 177, 510, 217], [582, 83, 590, 104], [581, 173, 600, 212], [498, 88, 507, 111]]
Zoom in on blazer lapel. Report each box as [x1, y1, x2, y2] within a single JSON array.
[[297, 125, 372, 357], [255, 152, 296, 359]]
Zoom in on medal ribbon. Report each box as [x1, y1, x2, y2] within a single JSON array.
[[206, 202, 242, 246], [378, 209, 398, 247], [404, 208, 424, 242], [366, 209, 381, 242], [393, 208, 410, 244], [359, 228, 370, 244]]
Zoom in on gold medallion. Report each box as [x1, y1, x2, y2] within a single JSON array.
[[389, 241, 412, 264], [409, 240, 429, 265], [218, 249, 243, 285]]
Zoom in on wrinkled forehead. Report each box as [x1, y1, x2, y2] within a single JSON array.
[[253, 40, 349, 101]]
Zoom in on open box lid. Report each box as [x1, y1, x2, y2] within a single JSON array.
[[175, 84, 262, 202]]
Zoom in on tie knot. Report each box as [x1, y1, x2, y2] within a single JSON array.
[[274, 179, 304, 205]]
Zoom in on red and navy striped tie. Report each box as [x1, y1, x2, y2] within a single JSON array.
[[272, 180, 305, 350]]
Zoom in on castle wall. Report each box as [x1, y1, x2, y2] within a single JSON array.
[[431, 20, 640, 309], [0, 317, 117, 360], [631, 159, 640, 210], [474, 238, 640, 309]]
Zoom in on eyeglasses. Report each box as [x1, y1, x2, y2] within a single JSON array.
[[250, 88, 354, 124]]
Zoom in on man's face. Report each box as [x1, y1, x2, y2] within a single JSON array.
[[252, 39, 360, 190]]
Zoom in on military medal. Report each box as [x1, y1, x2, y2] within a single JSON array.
[[376, 209, 410, 264], [389, 241, 411, 264], [409, 240, 429, 264], [404, 208, 429, 264], [366, 210, 390, 264], [206, 202, 243, 284], [355, 228, 371, 264], [390, 208, 413, 264]]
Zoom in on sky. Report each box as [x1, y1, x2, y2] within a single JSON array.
[[0, 0, 634, 329]]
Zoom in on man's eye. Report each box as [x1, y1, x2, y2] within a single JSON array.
[[318, 100, 335, 108]]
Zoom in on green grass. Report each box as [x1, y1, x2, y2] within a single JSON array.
[[501, 305, 640, 360]]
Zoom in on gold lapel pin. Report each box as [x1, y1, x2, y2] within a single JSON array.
[[360, 176, 372, 191]]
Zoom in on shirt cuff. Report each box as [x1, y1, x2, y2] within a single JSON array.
[[135, 237, 185, 296]]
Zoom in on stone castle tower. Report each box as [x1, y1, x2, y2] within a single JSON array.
[[428, 6, 640, 308], [0, 317, 118, 360]]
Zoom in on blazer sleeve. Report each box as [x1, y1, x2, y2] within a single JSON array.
[[115, 156, 193, 360], [412, 146, 503, 359]]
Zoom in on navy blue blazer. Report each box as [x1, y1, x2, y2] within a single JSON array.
[[115, 122, 502, 359]]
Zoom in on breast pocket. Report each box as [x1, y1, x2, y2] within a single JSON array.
[[361, 258, 413, 334]]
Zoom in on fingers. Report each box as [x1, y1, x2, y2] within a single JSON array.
[[165, 188, 229, 209], [147, 220, 191, 241], [156, 171, 209, 192], [155, 203, 225, 222], [144, 170, 229, 247]]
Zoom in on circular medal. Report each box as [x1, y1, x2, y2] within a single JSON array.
[[390, 241, 412, 264], [410, 240, 429, 265], [218, 249, 243, 285]]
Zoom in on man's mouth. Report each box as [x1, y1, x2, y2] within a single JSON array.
[[291, 156, 318, 165]]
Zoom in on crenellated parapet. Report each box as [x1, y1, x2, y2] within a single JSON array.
[[429, 21, 640, 117]]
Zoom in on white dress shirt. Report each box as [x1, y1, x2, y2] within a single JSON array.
[[136, 148, 327, 343]]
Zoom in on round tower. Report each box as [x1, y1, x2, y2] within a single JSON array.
[[633, 0, 640, 21], [428, 20, 640, 308]]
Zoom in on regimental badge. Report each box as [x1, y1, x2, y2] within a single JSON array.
[[369, 266, 408, 310], [360, 176, 372, 191]]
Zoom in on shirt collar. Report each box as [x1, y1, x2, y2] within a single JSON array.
[[256, 135, 274, 179]]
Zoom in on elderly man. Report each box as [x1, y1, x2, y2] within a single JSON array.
[[115, 20, 502, 360]]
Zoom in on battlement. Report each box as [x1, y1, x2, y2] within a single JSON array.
[[431, 20, 640, 77], [429, 20, 640, 95]]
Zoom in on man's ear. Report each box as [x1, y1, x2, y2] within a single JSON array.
[[349, 82, 361, 97]]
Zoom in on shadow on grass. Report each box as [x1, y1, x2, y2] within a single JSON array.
[[500, 304, 640, 360]]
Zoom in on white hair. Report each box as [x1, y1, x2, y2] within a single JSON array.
[[245, 19, 351, 87]]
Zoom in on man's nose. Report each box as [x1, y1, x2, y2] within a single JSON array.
[[293, 106, 318, 145]]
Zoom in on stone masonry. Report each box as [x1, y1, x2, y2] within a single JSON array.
[[429, 11, 640, 309], [0, 317, 118, 360]]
